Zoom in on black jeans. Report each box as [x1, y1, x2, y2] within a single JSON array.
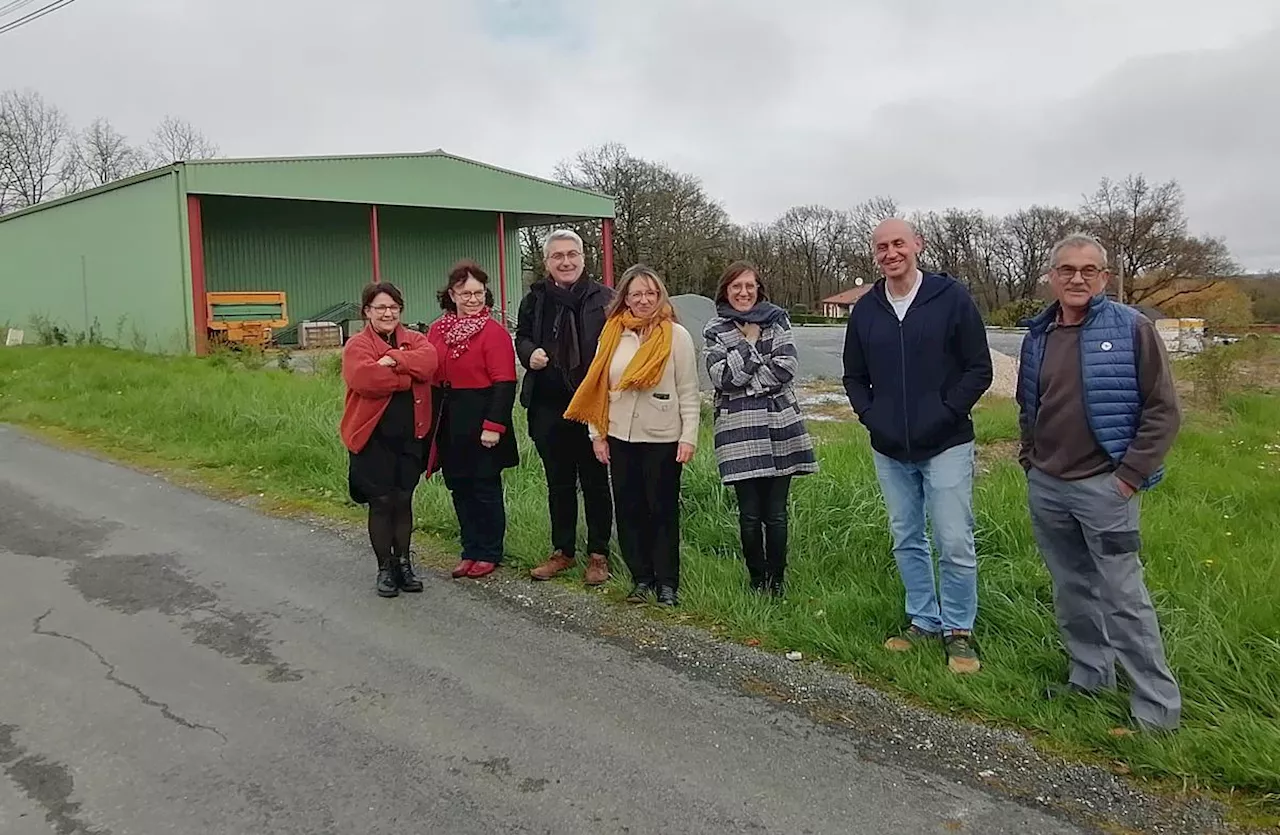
[[445, 473, 506, 563], [733, 475, 793, 585], [531, 410, 613, 557], [609, 438, 683, 590]]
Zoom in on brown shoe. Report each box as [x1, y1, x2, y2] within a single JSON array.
[[530, 551, 574, 581], [583, 553, 610, 586]]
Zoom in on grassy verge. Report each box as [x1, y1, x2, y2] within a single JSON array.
[[1, 344, 1278, 808]]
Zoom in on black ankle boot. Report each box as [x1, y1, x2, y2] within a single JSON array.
[[376, 568, 399, 597], [397, 555, 423, 593], [766, 571, 785, 598]]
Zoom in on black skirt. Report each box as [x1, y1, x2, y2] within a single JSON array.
[[348, 391, 424, 504]]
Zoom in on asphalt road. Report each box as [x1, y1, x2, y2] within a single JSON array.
[[788, 326, 1025, 381], [0, 426, 1084, 835]]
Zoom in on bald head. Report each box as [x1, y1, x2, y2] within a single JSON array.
[[872, 218, 924, 282]]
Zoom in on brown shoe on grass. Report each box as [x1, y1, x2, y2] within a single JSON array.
[[530, 551, 574, 581], [884, 624, 940, 652], [583, 553, 610, 586]]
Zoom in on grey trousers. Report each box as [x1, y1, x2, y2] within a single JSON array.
[[1027, 467, 1181, 730]]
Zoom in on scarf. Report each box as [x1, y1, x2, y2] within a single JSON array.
[[438, 307, 491, 359], [545, 278, 587, 389], [564, 304, 674, 436], [715, 300, 787, 326]]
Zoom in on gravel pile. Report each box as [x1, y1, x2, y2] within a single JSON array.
[[989, 348, 1019, 399]]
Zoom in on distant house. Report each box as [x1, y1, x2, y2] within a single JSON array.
[[820, 285, 873, 318]]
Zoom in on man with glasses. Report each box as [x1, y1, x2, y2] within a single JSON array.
[[516, 229, 616, 587], [1017, 233, 1182, 732]]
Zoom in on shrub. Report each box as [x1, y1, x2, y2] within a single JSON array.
[[986, 298, 1045, 328]]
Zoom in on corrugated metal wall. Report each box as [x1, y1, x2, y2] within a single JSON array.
[[201, 196, 372, 329], [0, 172, 190, 352], [201, 196, 525, 332], [379, 205, 521, 326]]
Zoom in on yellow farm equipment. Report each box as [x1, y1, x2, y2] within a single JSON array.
[[206, 291, 289, 349]]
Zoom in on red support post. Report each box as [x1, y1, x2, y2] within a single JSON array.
[[601, 217, 615, 288], [370, 205, 381, 283], [496, 212, 508, 324], [187, 195, 208, 356]]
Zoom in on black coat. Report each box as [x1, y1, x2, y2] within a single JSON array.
[[428, 384, 518, 479], [425, 319, 519, 480], [514, 276, 613, 413]]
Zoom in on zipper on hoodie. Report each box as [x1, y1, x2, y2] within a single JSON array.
[[876, 288, 913, 459], [898, 317, 911, 459]]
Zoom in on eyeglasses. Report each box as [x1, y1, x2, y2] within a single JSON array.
[[368, 304, 401, 314], [453, 289, 486, 300], [1053, 265, 1104, 280], [548, 250, 582, 262], [627, 290, 659, 302]]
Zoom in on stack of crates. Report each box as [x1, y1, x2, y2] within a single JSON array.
[[299, 321, 344, 349]]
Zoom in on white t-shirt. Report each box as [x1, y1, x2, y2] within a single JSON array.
[[887, 270, 922, 321]]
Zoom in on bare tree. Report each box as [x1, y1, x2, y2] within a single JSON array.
[[1079, 174, 1237, 304], [843, 195, 901, 289], [0, 88, 76, 211], [1000, 205, 1079, 302], [147, 115, 219, 164], [772, 205, 853, 308], [554, 143, 733, 294], [915, 208, 1004, 311], [733, 223, 787, 296], [75, 117, 145, 187]]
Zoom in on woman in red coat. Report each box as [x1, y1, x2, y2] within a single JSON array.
[[340, 281, 439, 598], [426, 260, 519, 579]]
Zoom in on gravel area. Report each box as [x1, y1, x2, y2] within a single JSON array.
[[358, 547, 1250, 835], [989, 348, 1019, 398]]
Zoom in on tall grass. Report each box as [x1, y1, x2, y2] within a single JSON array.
[[1, 345, 1277, 798]]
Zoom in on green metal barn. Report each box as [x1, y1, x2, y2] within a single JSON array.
[[0, 151, 617, 354]]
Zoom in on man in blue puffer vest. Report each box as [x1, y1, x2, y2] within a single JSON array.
[[1017, 233, 1182, 732], [842, 218, 993, 675]]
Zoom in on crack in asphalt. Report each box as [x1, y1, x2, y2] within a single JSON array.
[[32, 608, 228, 745]]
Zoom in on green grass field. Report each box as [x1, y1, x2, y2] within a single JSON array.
[[1, 343, 1277, 805]]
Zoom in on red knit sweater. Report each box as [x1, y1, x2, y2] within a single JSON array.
[[339, 324, 439, 454]]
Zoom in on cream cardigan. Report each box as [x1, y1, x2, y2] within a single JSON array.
[[588, 322, 700, 447]]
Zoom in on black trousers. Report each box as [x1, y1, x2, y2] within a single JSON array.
[[444, 473, 506, 563], [608, 438, 683, 590], [531, 410, 613, 558], [732, 475, 793, 584]]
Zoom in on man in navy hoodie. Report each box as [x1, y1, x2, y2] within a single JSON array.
[[842, 218, 993, 674]]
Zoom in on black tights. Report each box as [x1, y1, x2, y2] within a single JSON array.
[[368, 490, 415, 569]]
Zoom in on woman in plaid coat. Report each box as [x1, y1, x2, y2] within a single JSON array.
[[703, 261, 818, 596]]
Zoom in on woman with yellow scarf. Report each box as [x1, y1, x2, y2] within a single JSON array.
[[564, 265, 700, 607]]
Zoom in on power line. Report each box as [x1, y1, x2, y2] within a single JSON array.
[[0, 0, 42, 19], [0, 0, 80, 36]]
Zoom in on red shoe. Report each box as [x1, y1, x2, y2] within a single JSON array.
[[466, 561, 497, 578], [451, 560, 475, 578]]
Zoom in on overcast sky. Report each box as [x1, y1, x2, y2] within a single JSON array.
[[3, 0, 1277, 270]]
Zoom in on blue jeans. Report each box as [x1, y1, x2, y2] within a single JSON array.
[[871, 441, 978, 635]]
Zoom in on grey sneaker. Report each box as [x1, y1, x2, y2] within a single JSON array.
[[944, 632, 981, 674]]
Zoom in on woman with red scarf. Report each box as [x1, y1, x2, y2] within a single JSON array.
[[341, 281, 439, 598], [426, 260, 519, 579]]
